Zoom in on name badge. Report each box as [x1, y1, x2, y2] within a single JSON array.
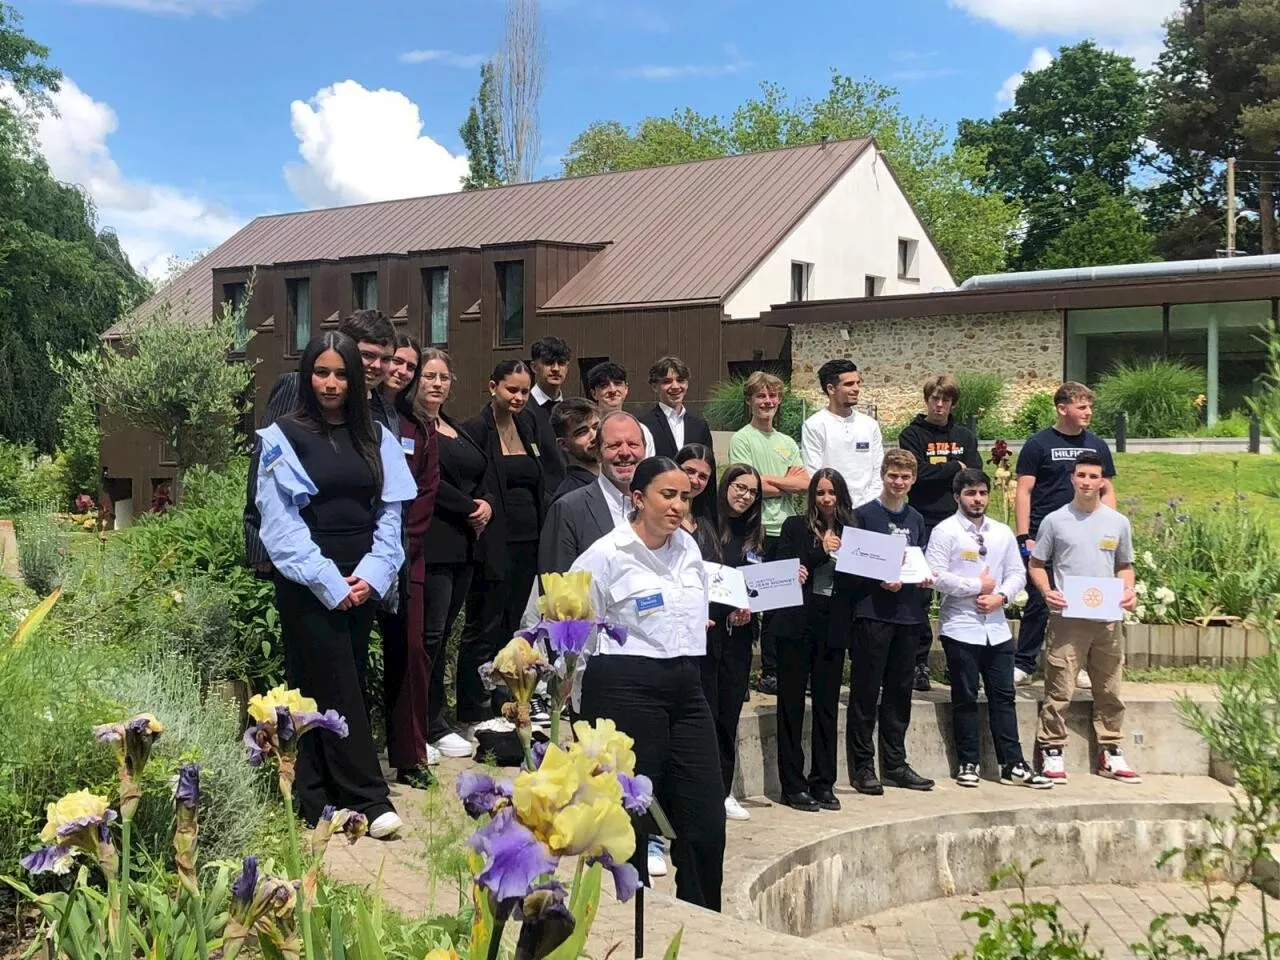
[[261, 444, 283, 473], [960, 549, 980, 562], [400, 437, 416, 455], [855, 441, 870, 451], [634, 593, 664, 615], [530, 442, 541, 457], [744, 550, 764, 564], [1099, 536, 1118, 551]]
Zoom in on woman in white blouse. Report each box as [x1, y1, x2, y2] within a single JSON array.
[[571, 456, 725, 911]]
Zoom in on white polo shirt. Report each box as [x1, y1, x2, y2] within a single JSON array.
[[800, 407, 883, 506], [925, 511, 1026, 646]]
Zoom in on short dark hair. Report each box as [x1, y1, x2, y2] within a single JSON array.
[[648, 356, 690, 384], [530, 336, 571, 364], [586, 361, 628, 395], [339, 309, 395, 347], [628, 456, 681, 494], [551, 397, 599, 439], [818, 358, 859, 394], [952, 468, 991, 496], [924, 374, 959, 403], [1074, 450, 1104, 470], [489, 359, 532, 384], [394, 332, 420, 351]]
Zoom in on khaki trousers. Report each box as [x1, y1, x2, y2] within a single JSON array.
[[1036, 615, 1125, 748]]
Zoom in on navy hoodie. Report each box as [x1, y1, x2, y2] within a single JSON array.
[[898, 415, 981, 527]]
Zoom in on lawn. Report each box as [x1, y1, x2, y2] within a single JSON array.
[[1113, 452, 1280, 537]]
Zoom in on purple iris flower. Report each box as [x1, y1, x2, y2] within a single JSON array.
[[469, 808, 558, 904], [20, 845, 74, 875], [590, 852, 641, 902], [175, 763, 200, 809], [295, 709, 348, 739], [599, 622, 628, 645], [243, 724, 270, 766], [617, 773, 653, 814], [231, 855, 259, 909], [542, 620, 593, 657], [275, 706, 296, 743], [531, 740, 549, 769], [55, 807, 117, 841], [456, 770, 514, 819]]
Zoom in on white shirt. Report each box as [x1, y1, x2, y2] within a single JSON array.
[[926, 511, 1026, 646], [570, 525, 709, 659], [640, 422, 657, 458], [531, 384, 562, 407], [660, 402, 686, 450], [801, 407, 883, 506], [597, 474, 630, 528]]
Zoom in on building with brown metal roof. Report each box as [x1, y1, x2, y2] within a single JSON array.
[[100, 138, 954, 519]]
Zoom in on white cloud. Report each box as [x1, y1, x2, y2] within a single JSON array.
[[889, 67, 961, 82], [950, 0, 1180, 38], [996, 46, 1054, 105], [18, 78, 244, 279], [399, 49, 489, 68], [283, 80, 469, 208], [70, 0, 251, 14], [617, 44, 750, 81]]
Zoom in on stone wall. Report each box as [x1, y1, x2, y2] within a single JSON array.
[[790, 309, 1064, 426]]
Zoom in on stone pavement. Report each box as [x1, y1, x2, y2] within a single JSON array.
[[813, 881, 1267, 960]]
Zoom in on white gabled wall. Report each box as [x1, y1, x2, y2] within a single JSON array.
[[723, 149, 955, 319]]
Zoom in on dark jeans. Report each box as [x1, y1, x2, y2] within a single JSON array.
[[775, 594, 844, 796], [1015, 561, 1050, 674], [941, 636, 1025, 769], [847, 618, 917, 775], [759, 534, 780, 677], [699, 614, 756, 796], [579, 655, 725, 911], [274, 575, 392, 824], [423, 562, 473, 742], [457, 541, 538, 722]]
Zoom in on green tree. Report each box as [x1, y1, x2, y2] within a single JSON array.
[[459, 62, 504, 190], [0, 2, 60, 106], [561, 72, 1018, 280], [958, 41, 1152, 269], [1039, 194, 1158, 269], [1150, 0, 1280, 253]]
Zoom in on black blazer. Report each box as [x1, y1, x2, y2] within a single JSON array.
[[461, 405, 547, 582], [769, 514, 838, 643], [640, 404, 718, 522], [525, 397, 566, 496], [423, 412, 489, 566]]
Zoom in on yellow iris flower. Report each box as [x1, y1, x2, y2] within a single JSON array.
[[492, 637, 549, 703], [247, 685, 318, 724], [571, 718, 637, 776], [549, 796, 636, 862], [512, 745, 581, 841], [537, 571, 595, 621], [39, 790, 113, 843]]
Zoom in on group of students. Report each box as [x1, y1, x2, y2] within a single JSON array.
[[242, 309, 1142, 911]]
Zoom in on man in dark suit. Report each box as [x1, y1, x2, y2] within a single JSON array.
[[538, 410, 646, 575], [641, 355, 717, 518], [549, 398, 601, 502], [525, 335, 571, 494]]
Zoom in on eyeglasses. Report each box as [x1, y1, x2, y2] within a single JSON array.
[[972, 532, 987, 558], [421, 372, 453, 383], [727, 481, 759, 501]]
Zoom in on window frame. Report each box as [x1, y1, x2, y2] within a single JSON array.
[[352, 271, 378, 311], [424, 267, 450, 346], [789, 261, 812, 302], [223, 281, 250, 354], [286, 276, 312, 357], [897, 238, 919, 280], [496, 260, 525, 347]]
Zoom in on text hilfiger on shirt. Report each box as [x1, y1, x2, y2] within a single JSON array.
[[1050, 446, 1091, 462]]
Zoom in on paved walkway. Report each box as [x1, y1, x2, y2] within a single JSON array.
[[813, 881, 1268, 960]]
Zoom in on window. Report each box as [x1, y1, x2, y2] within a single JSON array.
[[497, 261, 525, 346], [287, 278, 311, 355], [790, 261, 812, 302], [425, 268, 449, 345], [864, 275, 883, 298], [897, 238, 919, 279], [352, 271, 378, 310], [223, 282, 249, 351]]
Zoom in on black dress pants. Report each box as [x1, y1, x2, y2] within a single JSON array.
[[1015, 562, 1051, 675], [775, 594, 844, 796], [457, 541, 538, 722], [914, 519, 940, 668], [942, 636, 1024, 768], [422, 562, 473, 741], [579, 655, 725, 912], [847, 618, 918, 775], [699, 614, 756, 796], [758, 535, 780, 677], [274, 575, 393, 824]]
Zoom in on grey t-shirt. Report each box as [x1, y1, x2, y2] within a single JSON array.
[[1032, 502, 1134, 585]]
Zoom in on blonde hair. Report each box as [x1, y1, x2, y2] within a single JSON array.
[[743, 371, 786, 402], [1054, 380, 1094, 406], [881, 448, 918, 477]]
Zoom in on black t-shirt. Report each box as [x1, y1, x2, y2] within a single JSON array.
[[845, 499, 927, 625], [1015, 427, 1116, 536]]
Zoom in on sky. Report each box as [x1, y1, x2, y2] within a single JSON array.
[[11, 0, 1183, 280]]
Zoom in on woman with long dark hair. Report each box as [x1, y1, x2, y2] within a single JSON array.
[[771, 467, 854, 812], [572, 456, 724, 910], [458, 360, 545, 726], [254, 332, 416, 838]]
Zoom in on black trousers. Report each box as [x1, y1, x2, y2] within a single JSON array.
[[758, 535, 780, 676], [914, 519, 940, 667], [775, 594, 844, 796], [422, 562, 473, 741], [847, 618, 918, 775], [274, 575, 393, 824], [457, 541, 538, 722], [942, 636, 1024, 768], [699, 614, 756, 796], [1015, 562, 1050, 674], [579, 655, 725, 912]]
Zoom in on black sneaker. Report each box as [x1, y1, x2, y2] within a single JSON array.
[[782, 791, 821, 812], [396, 766, 434, 789], [852, 767, 884, 795], [530, 694, 552, 724], [758, 674, 778, 696], [883, 765, 935, 791], [955, 762, 980, 788], [811, 787, 841, 811], [913, 664, 932, 692], [1002, 760, 1053, 789]]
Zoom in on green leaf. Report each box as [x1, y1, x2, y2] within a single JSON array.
[[662, 925, 684, 959], [546, 861, 603, 960], [330, 905, 348, 960], [355, 900, 388, 960]]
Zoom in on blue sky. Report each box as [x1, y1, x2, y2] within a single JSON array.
[[14, 0, 1178, 277]]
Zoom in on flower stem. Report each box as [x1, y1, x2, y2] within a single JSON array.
[[189, 888, 210, 960], [118, 817, 132, 960], [486, 914, 507, 960], [281, 799, 316, 959]]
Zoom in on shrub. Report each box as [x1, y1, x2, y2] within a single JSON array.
[[13, 509, 69, 595], [1194, 409, 1253, 438], [1012, 392, 1057, 437], [1094, 359, 1206, 438], [954, 372, 1005, 429], [703, 378, 810, 442]]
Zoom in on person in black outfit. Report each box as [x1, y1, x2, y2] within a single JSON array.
[[458, 360, 546, 725], [771, 468, 854, 813], [898, 374, 981, 690], [641, 356, 717, 523], [550, 398, 601, 501], [836, 449, 936, 796], [525, 336, 570, 494]]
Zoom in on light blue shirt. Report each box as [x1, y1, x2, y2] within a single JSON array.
[[254, 421, 417, 610]]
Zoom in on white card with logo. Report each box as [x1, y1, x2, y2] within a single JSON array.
[[704, 562, 750, 609], [898, 546, 932, 585], [1060, 575, 1124, 622], [834, 526, 905, 581], [739, 558, 804, 612]]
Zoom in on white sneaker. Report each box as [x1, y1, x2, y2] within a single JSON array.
[[647, 850, 668, 877], [369, 811, 404, 840], [432, 732, 475, 759], [1098, 747, 1142, 783], [1013, 667, 1032, 685], [425, 743, 442, 766], [1076, 669, 1092, 690], [724, 795, 751, 821], [1038, 747, 1067, 784]]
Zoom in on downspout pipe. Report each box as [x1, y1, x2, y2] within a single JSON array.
[[960, 253, 1280, 291]]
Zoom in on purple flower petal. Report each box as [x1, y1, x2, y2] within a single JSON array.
[[21, 845, 76, 875], [320, 805, 337, 824], [468, 808, 558, 904], [478, 661, 497, 692], [275, 706, 296, 743], [600, 621, 628, 645], [231, 855, 258, 908], [175, 763, 200, 809], [590, 852, 641, 903], [54, 808, 117, 841], [94, 723, 123, 746], [456, 770, 513, 819], [243, 724, 270, 766], [531, 740, 549, 769], [544, 620, 593, 657], [617, 773, 653, 814], [512, 879, 570, 921], [295, 709, 348, 739]]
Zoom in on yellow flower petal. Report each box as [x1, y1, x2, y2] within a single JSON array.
[[512, 745, 582, 842], [548, 797, 636, 861], [571, 718, 637, 776], [247, 685, 318, 724], [537, 571, 595, 621], [40, 790, 113, 843]]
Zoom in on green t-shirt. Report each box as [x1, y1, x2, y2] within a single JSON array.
[[728, 423, 804, 538]]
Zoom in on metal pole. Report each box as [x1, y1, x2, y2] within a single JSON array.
[[1250, 413, 1261, 455], [635, 885, 644, 958], [1227, 157, 1237, 256], [966, 413, 978, 437], [1115, 412, 1127, 453]]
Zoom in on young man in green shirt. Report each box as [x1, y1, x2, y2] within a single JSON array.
[[728, 371, 809, 694]]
